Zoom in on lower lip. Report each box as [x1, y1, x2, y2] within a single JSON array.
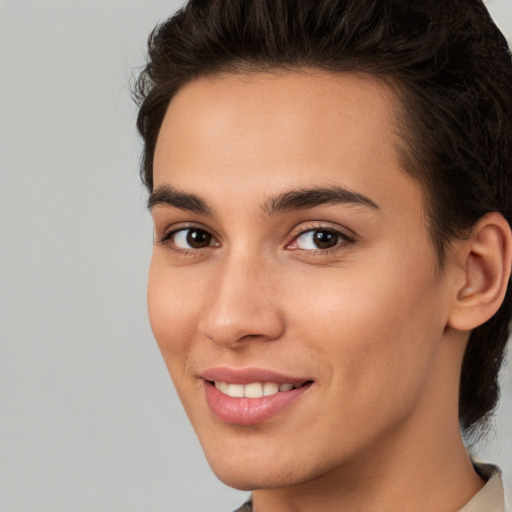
[[204, 381, 312, 425]]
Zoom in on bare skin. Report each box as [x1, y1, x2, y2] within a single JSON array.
[[148, 70, 511, 512]]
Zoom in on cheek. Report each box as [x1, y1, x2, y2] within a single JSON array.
[[147, 258, 204, 372], [287, 244, 446, 409]]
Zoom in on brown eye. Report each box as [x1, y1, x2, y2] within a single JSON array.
[[294, 229, 344, 250], [312, 230, 339, 249], [172, 228, 215, 249]]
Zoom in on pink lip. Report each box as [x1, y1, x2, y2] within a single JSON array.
[[201, 367, 309, 386], [201, 367, 313, 425]]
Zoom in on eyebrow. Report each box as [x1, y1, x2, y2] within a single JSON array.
[[263, 185, 380, 215], [148, 184, 380, 216], [148, 185, 213, 215]]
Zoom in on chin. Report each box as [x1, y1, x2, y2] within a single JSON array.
[[201, 446, 273, 489], [201, 441, 323, 491], [211, 470, 261, 492], [209, 462, 301, 491]]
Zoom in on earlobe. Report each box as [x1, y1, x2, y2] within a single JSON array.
[[448, 212, 512, 332]]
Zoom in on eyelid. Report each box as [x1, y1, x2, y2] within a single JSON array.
[[155, 220, 356, 255], [157, 222, 220, 247], [289, 221, 356, 240], [285, 223, 357, 252]]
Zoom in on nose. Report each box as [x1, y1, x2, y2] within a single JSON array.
[[198, 253, 285, 348]]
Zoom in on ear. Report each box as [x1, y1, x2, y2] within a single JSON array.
[[448, 212, 512, 332]]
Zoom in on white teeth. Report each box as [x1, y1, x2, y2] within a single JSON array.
[[263, 382, 279, 396], [244, 382, 263, 398], [215, 381, 229, 394], [213, 381, 297, 397], [227, 383, 244, 398]]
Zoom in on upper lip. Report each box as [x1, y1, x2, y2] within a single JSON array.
[[201, 367, 312, 386]]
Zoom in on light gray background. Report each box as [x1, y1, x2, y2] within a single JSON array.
[[1, 1, 511, 511]]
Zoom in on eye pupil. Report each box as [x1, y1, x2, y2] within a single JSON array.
[[313, 230, 338, 249], [186, 229, 212, 248]]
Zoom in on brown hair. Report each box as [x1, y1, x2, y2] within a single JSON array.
[[134, 0, 512, 438]]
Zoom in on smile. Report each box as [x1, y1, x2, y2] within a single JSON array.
[[202, 371, 313, 425], [213, 381, 299, 398]]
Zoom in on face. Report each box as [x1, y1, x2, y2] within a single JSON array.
[[148, 71, 458, 491]]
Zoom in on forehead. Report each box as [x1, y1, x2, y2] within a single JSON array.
[[153, 69, 422, 220]]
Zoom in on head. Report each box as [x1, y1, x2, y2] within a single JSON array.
[[134, 0, 512, 488]]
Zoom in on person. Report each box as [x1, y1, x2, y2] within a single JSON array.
[[133, 1, 512, 510]]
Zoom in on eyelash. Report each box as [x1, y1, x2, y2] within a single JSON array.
[[157, 223, 356, 256], [157, 224, 219, 256], [288, 224, 356, 254]]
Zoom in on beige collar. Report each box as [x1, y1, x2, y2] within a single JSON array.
[[459, 463, 505, 512]]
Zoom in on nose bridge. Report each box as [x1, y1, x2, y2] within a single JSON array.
[[198, 250, 284, 347]]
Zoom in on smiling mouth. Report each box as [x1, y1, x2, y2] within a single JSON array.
[[203, 376, 314, 424], [208, 380, 312, 398]]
